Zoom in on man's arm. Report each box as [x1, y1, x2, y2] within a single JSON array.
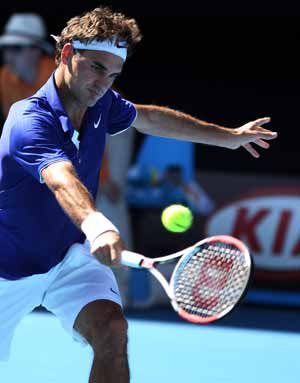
[[41, 160, 125, 265], [133, 104, 277, 158]]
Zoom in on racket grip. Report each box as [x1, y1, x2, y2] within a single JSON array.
[[121, 250, 146, 268]]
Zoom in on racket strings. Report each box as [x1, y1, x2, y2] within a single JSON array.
[[173, 242, 250, 319]]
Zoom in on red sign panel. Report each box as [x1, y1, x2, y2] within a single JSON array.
[[205, 188, 300, 285]]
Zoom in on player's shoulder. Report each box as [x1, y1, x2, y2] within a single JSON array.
[[107, 88, 135, 112], [6, 96, 56, 135], [102, 88, 119, 103], [13, 91, 54, 117], [93, 88, 128, 111], [104, 87, 128, 102]]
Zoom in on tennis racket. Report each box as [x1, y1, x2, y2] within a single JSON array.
[[121, 235, 252, 324]]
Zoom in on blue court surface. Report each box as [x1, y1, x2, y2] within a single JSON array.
[[1, 305, 300, 382]]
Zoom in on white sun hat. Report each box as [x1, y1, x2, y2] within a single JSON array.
[[0, 13, 53, 54]]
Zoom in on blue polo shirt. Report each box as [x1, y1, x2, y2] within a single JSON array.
[[0, 73, 137, 279]]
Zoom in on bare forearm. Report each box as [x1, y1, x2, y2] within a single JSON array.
[[133, 104, 232, 147], [42, 161, 122, 264], [42, 162, 96, 228], [53, 177, 95, 227]]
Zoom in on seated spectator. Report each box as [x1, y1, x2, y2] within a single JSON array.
[[134, 135, 195, 182], [0, 13, 55, 127], [126, 164, 215, 214]]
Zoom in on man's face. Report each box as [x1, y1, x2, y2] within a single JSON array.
[[66, 48, 124, 107], [2, 45, 41, 77]]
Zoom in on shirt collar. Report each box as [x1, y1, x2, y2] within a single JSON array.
[[38, 71, 110, 137], [41, 72, 74, 135]]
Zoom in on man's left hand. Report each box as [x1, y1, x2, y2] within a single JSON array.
[[231, 117, 278, 158]]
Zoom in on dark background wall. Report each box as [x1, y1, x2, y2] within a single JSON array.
[[1, 1, 300, 175]]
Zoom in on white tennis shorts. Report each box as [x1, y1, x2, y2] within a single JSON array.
[[0, 242, 122, 361]]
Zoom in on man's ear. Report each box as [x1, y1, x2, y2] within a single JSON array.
[[61, 43, 74, 64]]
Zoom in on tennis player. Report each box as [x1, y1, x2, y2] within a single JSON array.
[[0, 5, 277, 382]]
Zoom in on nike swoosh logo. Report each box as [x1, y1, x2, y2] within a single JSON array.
[[94, 113, 102, 129], [110, 287, 119, 295]]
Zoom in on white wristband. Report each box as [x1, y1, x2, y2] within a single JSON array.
[[81, 212, 119, 243]]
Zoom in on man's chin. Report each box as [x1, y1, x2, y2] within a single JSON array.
[[86, 100, 97, 107], [85, 97, 101, 107]]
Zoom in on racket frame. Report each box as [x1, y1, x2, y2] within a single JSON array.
[[121, 235, 252, 323], [169, 235, 252, 323]]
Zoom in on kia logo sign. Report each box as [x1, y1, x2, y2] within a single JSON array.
[[205, 190, 300, 278]]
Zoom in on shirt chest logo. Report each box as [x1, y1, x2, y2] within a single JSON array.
[[94, 113, 102, 129]]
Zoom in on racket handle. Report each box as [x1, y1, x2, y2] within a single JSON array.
[[121, 250, 146, 268]]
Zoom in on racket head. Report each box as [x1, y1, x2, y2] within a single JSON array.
[[169, 235, 252, 324]]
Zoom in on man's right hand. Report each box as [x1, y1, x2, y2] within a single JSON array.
[[90, 230, 126, 266]]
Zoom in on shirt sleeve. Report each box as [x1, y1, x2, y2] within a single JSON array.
[[10, 112, 70, 183], [107, 90, 137, 136]]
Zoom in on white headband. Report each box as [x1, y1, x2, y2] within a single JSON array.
[[51, 35, 127, 61], [72, 39, 127, 61]]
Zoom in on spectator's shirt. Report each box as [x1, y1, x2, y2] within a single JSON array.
[[0, 73, 137, 279], [0, 56, 56, 118]]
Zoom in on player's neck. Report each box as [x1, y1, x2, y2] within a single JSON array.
[[54, 68, 87, 132]]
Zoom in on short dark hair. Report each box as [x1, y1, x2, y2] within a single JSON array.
[[54, 6, 142, 64]]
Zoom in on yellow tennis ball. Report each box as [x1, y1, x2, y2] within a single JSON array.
[[161, 204, 193, 233]]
